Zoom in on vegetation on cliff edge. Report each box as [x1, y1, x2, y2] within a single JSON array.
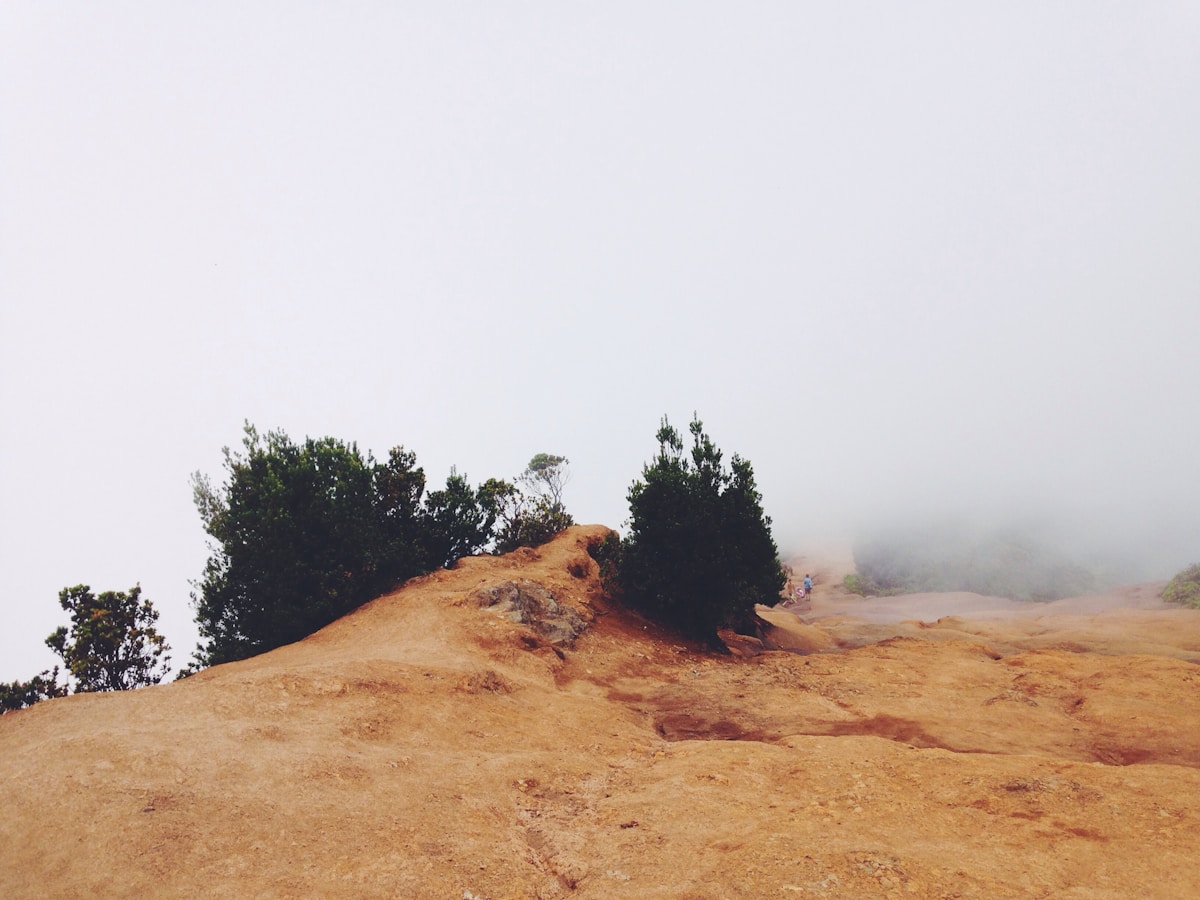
[[1162, 563, 1200, 608]]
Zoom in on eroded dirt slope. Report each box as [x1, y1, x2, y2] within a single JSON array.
[[2, 526, 1199, 898]]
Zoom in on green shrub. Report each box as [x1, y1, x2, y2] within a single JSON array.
[[1162, 563, 1200, 608], [589, 531, 624, 589]]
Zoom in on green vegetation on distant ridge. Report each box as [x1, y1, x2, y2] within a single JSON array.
[[1162, 563, 1200, 608], [846, 525, 1102, 601]]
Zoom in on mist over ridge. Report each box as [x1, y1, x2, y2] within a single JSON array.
[[2, 3, 1198, 682], [763, 439, 1197, 590]]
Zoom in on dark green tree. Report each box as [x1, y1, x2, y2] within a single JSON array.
[[0, 668, 67, 714], [494, 454, 575, 553], [608, 416, 784, 648], [191, 425, 431, 667], [46, 584, 171, 692], [191, 424, 516, 667], [419, 470, 508, 569]]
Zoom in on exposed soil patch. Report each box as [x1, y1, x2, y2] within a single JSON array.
[[654, 713, 771, 742]]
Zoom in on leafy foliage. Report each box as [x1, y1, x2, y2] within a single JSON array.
[[193, 426, 427, 666], [589, 530, 624, 585], [419, 470, 508, 569], [604, 416, 784, 647], [2, 583, 168, 712], [46, 584, 171, 692], [841, 573, 868, 595], [523, 454, 570, 508], [0, 668, 67, 714], [191, 424, 515, 668], [493, 454, 575, 553], [1162, 563, 1200, 608]]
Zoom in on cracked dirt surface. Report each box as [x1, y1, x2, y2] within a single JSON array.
[[3, 525, 1199, 898]]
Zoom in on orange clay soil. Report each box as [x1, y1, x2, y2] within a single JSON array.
[[3, 525, 1199, 898]]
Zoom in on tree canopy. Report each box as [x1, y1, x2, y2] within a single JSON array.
[[494, 453, 575, 553], [3, 583, 169, 713], [189, 424, 553, 668], [191, 425, 436, 666], [0, 668, 67, 714], [47, 584, 172, 692], [603, 416, 784, 648], [419, 470, 509, 570]]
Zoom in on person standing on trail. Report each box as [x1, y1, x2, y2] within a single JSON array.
[[803, 574, 813, 597]]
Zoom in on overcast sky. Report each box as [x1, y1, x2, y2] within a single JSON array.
[[3, 3, 1198, 682]]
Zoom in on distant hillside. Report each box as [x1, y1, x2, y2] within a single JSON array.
[[848, 523, 1116, 601]]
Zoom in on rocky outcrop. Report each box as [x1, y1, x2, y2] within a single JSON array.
[[471, 579, 588, 647]]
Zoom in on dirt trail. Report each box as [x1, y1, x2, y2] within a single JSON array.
[[3, 526, 1199, 898]]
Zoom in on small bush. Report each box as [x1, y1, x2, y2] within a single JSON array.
[[1162, 563, 1200, 609], [588, 531, 624, 592]]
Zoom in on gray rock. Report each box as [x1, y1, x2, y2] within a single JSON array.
[[471, 580, 587, 647]]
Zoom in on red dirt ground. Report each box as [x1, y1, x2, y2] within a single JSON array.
[[3, 526, 1198, 898]]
